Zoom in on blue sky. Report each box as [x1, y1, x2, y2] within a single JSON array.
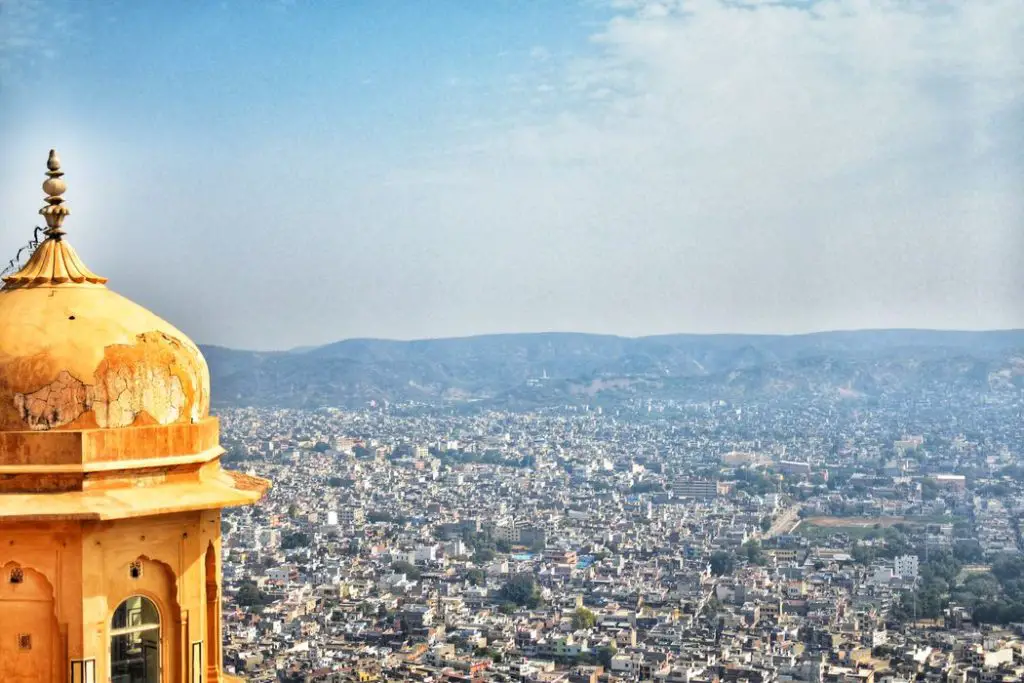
[[1, 0, 1022, 350]]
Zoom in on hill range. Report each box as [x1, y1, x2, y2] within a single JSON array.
[[201, 329, 1024, 410]]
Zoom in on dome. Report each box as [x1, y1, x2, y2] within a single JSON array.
[[0, 151, 209, 432]]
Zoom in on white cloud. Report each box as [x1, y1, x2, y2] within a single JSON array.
[[5, 0, 1022, 347], [384, 0, 1024, 337]]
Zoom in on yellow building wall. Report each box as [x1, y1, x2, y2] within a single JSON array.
[[0, 509, 222, 683], [0, 522, 81, 683]]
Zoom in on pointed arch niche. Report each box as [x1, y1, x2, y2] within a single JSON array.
[[205, 541, 222, 682], [106, 556, 180, 683], [0, 562, 61, 683]]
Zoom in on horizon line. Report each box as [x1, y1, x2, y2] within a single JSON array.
[[199, 326, 1024, 355]]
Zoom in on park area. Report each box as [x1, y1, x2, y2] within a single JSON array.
[[792, 515, 957, 539]]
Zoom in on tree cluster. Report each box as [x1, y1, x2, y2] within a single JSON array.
[[280, 531, 310, 550], [741, 540, 767, 566], [236, 580, 270, 607], [438, 449, 536, 469], [964, 555, 1024, 624], [500, 573, 542, 608], [732, 468, 776, 496], [709, 551, 734, 577], [572, 607, 597, 630], [891, 550, 962, 622], [391, 560, 421, 580]]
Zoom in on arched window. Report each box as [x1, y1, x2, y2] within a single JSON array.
[[110, 596, 160, 683]]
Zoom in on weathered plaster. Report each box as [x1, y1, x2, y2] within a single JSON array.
[[0, 154, 264, 681], [8, 331, 207, 431], [13, 370, 90, 430]]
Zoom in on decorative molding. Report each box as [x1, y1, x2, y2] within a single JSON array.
[[0, 445, 225, 475]]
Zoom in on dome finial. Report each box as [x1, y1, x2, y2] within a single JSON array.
[[1, 150, 107, 288], [40, 149, 69, 239]]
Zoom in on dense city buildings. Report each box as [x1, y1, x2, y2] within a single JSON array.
[[212, 388, 1024, 683]]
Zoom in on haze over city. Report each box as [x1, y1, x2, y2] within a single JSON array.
[[9, 3, 1024, 683], [1, 0, 1022, 350]]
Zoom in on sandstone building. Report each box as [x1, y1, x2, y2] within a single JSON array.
[[0, 151, 269, 682]]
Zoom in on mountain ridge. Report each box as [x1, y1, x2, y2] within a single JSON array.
[[205, 327, 1024, 356], [200, 329, 1024, 409]]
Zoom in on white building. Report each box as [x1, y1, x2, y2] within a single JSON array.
[[895, 554, 919, 580], [339, 506, 365, 526], [415, 545, 439, 563]]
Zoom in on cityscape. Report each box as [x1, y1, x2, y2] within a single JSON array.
[[212, 380, 1024, 683], [2, 1, 1022, 682]]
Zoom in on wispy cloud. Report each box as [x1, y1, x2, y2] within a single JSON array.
[[388, 0, 1024, 335]]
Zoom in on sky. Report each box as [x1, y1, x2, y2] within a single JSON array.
[[1, 0, 1022, 351]]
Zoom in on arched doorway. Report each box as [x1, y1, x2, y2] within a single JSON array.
[[110, 596, 160, 683]]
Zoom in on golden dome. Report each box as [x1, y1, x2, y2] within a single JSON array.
[[0, 151, 209, 432]]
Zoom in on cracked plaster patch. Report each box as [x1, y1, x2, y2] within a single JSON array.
[[9, 331, 206, 431], [91, 362, 187, 428], [13, 370, 91, 430]]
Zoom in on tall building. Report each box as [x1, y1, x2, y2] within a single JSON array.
[[671, 477, 719, 500], [894, 554, 919, 580], [0, 152, 270, 682]]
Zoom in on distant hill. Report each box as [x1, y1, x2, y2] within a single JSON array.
[[200, 330, 1024, 409]]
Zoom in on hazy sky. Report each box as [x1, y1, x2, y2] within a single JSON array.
[[1, 0, 1022, 350]]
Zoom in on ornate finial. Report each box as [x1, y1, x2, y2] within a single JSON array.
[[39, 149, 69, 239], [1, 150, 107, 288]]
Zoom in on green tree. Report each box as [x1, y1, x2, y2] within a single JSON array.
[[879, 527, 911, 558], [474, 647, 504, 663], [391, 560, 421, 580], [466, 568, 486, 586], [472, 548, 496, 564], [280, 531, 310, 550], [851, 544, 875, 565], [742, 541, 766, 566], [236, 581, 265, 607], [709, 551, 734, 576], [500, 573, 541, 608], [597, 644, 617, 669], [991, 554, 1024, 583], [572, 607, 597, 630]]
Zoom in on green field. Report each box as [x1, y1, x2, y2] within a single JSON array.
[[793, 514, 965, 541], [794, 523, 880, 540]]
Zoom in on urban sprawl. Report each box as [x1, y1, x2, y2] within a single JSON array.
[[217, 396, 1024, 683]]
